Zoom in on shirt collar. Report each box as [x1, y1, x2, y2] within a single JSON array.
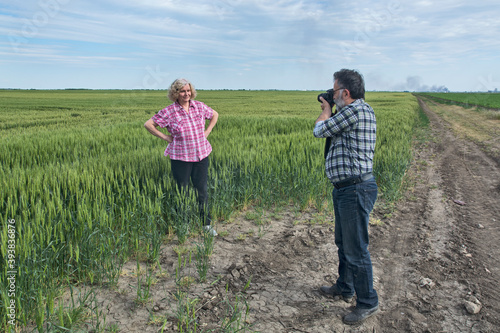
[[174, 100, 194, 111]]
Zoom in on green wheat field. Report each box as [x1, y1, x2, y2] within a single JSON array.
[[0, 89, 424, 330]]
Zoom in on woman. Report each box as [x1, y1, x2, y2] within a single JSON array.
[[144, 78, 219, 236]]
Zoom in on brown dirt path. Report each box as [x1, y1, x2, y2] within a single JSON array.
[[81, 97, 500, 332], [369, 97, 500, 333]]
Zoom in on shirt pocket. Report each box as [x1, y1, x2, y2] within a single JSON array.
[[193, 114, 206, 132], [167, 119, 181, 136]]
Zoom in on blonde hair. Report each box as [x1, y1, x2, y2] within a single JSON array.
[[167, 78, 197, 102]]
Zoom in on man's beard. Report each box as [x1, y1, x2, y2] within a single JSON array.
[[334, 92, 345, 109]]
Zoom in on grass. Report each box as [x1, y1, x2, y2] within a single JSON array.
[[417, 94, 499, 159], [421, 92, 500, 110]]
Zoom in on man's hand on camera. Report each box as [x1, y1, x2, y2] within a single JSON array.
[[315, 96, 333, 124]]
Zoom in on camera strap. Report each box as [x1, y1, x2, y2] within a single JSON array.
[[324, 137, 331, 159]]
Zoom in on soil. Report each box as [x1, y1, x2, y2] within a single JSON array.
[[84, 98, 500, 332]]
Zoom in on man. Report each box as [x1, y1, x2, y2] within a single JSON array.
[[313, 69, 379, 325]]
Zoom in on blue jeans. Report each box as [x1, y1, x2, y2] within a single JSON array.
[[332, 177, 378, 309]]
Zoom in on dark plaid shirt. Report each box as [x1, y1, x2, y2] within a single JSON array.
[[313, 99, 376, 184]]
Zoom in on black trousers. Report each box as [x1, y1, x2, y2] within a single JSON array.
[[170, 157, 211, 225]]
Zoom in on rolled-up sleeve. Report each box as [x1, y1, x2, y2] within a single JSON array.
[[313, 121, 328, 138], [151, 108, 170, 128], [203, 105, 214, 119], [313, 107, 358, 138]]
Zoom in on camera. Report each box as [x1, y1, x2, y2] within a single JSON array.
[[317, 89, 335, 107]]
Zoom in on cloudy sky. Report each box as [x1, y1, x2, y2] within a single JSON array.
[[1, 0, 499, 91]]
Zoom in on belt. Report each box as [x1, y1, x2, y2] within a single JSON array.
[[333, 173, 373, 189]]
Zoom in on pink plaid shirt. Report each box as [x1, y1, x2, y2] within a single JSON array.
[[152, 100, 214, 162]]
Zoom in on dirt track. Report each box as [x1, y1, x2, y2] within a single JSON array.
[[370, 98, 500, 333], [92, 98, 500, 332]]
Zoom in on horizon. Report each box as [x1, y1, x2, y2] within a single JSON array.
[[1, 88, 497, 93]]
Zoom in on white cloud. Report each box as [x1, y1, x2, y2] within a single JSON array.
[[1, 0, 499, 90]]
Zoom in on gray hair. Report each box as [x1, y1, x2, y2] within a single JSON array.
[[167, 78, 197, 102]]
